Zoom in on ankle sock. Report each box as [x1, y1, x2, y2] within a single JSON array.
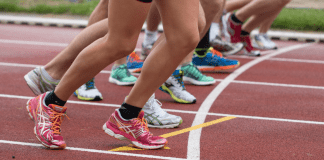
[[143, 29, 158, 47], [231, 13, 243, 24], [118, 103, 142, 120], [45, 91, 66, 106], [240, 30, 250, 36]]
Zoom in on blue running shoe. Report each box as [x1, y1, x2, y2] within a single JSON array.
[[192, 48, 240, 72], [127, 52, 143, 73]]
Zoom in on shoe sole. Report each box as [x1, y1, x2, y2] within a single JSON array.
[[160, 85, 196, 104], [102, 123, 167, 149], [128, 68, 142, 73], [73, 91, 103, 101], [221, 43, 244, 56], [197, 63, 240, 72], [108, 77, 136, 86], [147, 119, 183, 129], [34, 126, 66, 150], [183, 77, 216, 86], [26, 99, 34, 121]]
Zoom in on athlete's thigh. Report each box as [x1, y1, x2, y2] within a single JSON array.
[[107, 0, 151, 39], [155, 0, 199, 37]]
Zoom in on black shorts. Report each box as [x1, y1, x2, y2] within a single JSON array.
[[138, 0, 152, 3]]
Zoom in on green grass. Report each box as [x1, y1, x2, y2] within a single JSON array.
[[0, 0, 323, 32], [0, 0, 99, 15], [272, 8, 324, 32]]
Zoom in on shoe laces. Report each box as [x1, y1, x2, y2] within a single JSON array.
[[134, 115, 150, 134], [85, 78, 95, 90], [49, 110, 69, 135], [147, 98, 166, 116], [173, 71, 186, 90]]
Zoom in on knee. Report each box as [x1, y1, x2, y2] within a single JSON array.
[[102, 35, 137, 58], [168, 30, 200, 53]]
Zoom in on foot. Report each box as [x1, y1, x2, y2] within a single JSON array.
[[159, 70, 196, 104], [192, 48, 240, 72], [109, 64, 137, 85], [24, 67, 58, 95], [103, 109, 167, 149], [181, 62, 215, 85], [27, 92, 68, 149], [74, 78, 103, 101], [127, 52, 144, 73], [143, 94, 183, 128], [224, 13, 242, 43]]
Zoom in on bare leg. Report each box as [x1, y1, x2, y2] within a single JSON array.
[[126, 0, 200, 108], [54, 0, 152, 101], [225, 0, 252, 13]]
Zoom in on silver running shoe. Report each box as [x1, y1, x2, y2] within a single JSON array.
[[24, 67, 58, 95], [210, 35, 244, 56], [159, 71, 196, 104], [143, 94, 183, 128], [140, 43, 153, 60]]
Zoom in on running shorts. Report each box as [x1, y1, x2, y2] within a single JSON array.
[[138, 0, 153, 3]]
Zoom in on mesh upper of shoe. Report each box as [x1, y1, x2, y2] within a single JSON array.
[[76, 79, 102, 98], [142, 94, 182, 125], [165, 75, 196, 102]]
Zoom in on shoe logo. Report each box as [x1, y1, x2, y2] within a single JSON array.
[[54, 106, 63, 112], [164, 82, 173, 88]]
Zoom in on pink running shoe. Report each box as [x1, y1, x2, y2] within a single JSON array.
[[103, 109, 167, 149], [28, 92, 68, 149], [225, 14, 242, 43]]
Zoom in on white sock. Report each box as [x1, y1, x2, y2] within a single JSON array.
[[143, 29, 158, 47], [40, 67, 60, 83], [209, 23, 220, 41]]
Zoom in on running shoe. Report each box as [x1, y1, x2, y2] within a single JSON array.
[[192, 48, 240, 71], [24, 67, 58, 95], [27, 92, 68, 149], [159, 70, 196, 104], [181, 62, 215, 85], [102, 109, 167, 149], [143, 94, 183, 128], [109, 64, 137, 85], [241, 35, 261, 57], [223, 13, 242, 43], [210, 35, 244, 56], [74, 78, 103, 101], [263, 34, 278, 50], [141, 42, 154, 60], [252, 34, 267, 50], [127, 52, 144, 73]]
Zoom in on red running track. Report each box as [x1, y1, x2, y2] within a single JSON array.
[[0, 24, 323, 159]]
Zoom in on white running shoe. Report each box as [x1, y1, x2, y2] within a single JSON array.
[[253, 34, 278, 50], [159, 70, 196, 104], [142, 94, 183, 128], [24, 67, 58, 95], [74, 78, 103, 101], [263, 34, 278, 50]]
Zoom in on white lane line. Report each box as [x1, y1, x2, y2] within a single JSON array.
[[186, 43, 315, 160], [0, 140, 185, 160], [269, 57, 324, 64], [0, 39, 142, 51], [1, 93, 323, 125]]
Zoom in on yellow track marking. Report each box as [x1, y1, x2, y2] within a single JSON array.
[[109, 116, 236, 151]]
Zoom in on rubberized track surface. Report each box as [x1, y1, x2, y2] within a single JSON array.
[[0, 24, 323, 159]]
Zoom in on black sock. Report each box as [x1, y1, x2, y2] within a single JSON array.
[[196, 28, 210, 56], [240, 30, 250, 36], [231, 13, 243, 24], [118, 103, 142, 120], [45, 90, 66, 106]]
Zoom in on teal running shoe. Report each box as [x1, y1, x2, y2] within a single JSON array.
[[181, 62, 216, 85], [109, 64, 137, 85]]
